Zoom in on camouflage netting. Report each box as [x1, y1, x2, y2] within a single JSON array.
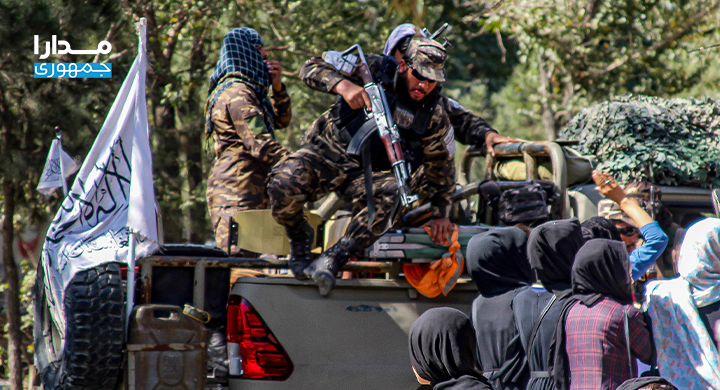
[[559, 95, 720, 188]]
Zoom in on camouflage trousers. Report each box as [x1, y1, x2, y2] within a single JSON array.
[[267, 146, 429, 256], [207, 152, 273, 256]]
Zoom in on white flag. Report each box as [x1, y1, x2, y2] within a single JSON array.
[[36, 138, 79, 196], [40, 37, 158, 337]]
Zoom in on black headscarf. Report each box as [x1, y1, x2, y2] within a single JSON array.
[[616, 377, 677, 390], [527, 218, 584, 294], [409, 307, 493, 390], [549, 239, 632, 390], [581, 216, 622, 242], [466, 227, 534, 295]]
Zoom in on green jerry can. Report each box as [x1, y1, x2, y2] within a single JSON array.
[[127, 304, 209, 390]]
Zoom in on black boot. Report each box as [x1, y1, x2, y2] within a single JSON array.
[[305, 238, 356, 296], [285, 220, 314, 280]]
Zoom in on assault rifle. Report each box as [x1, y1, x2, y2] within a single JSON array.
[[340, 44, 418, 207]]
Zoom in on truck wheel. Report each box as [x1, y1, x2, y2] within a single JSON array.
[[34, 263, 125, 390]]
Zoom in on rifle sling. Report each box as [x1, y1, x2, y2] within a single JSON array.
[[347, 118, 378, 156], [360, 142, 402, 235]]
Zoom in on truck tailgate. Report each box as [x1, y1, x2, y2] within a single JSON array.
[[229, 276, 478, 390]]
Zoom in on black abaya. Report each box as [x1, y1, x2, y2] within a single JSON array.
[[467, 227, 534, 390]]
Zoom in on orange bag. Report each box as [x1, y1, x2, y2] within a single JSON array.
[[403, 226, 464, 298]]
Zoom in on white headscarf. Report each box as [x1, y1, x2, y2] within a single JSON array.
[[677, 218, 720, 307]]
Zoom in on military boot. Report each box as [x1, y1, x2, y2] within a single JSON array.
[[305, 237, 356, 296], [285, 220, 314, 280]]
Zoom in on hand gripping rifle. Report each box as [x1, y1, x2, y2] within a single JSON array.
[[341, 44, 419, 209]]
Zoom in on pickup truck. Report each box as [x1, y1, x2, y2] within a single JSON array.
[[33, 141, 720, 390]]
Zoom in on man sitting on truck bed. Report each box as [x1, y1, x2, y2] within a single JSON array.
[[268, 38, 456, 295]]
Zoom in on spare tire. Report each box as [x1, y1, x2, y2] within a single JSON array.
[[34, 262, 125, 390]]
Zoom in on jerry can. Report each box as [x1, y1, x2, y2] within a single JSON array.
[[127, 304, 208, 390]]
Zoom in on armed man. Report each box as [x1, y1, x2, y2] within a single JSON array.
[[268, 37, 456, 295], [384, 24, 517, 156], [205, 28, 291, 256]]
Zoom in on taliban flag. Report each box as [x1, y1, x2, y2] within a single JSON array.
[[39, 21, 158, 336], [36, 134, 79, 196]]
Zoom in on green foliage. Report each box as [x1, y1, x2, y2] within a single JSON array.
[[476, 0, 720, 138], [559, 95, 720, 187]]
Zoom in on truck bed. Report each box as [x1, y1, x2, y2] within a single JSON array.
[[228, 276, 479, 390]]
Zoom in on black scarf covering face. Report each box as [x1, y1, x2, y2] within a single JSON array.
[[527, 218, 584, 295], [548, 239, 632, 390], [409, 307, 493, 390], [466, 227, 534, 295]]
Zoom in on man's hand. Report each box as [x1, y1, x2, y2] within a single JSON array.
[[484, 131, 519, 157], [423, 218, 455, 245], [266, 60, 283, 92], [333, 80, 372, 111], [592, 171, 627, 204]]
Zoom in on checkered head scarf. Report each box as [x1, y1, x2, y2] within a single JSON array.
[[208, 28, 270, 96], [206, 28, 275, 136]]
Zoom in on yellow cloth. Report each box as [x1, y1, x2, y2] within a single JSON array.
[[403, 226, 464, 298]]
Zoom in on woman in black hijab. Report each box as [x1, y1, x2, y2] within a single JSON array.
[[409, 307, 493, 390], [548, 239, 653, 390], [512, 218, 584, 390], [580, 217, 622, 242], [466, 227, 534, 390]]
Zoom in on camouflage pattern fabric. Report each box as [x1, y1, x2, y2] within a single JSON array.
[[268, 146, 434, 255], [439, 96, 496, 147], [299, 54, 455, 218], [270, 52, 455, 255], [206, 81, 291, 254], [403, 38, 447, 82]]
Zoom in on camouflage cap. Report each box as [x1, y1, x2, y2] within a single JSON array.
[[405, 37, 447, 82], [597, 199, 638, 228]]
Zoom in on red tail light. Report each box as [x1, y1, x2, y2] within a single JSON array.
[[226, 295, 293, 380], [119, 265, 139, 279]]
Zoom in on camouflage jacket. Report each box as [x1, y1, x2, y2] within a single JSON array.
[[300, 53, 455, 219], [206, 80, 291, 166], [440, 96, 496, 147]]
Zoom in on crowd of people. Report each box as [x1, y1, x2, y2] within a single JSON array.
[[201, 22, 720, 390], [408, 181, 720, 389], [205, 23, 514, 295]]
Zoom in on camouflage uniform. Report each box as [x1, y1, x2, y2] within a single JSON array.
[[440, 96, 496, 146], [206, 80, 291, 253], [268, 50, 455, 255]]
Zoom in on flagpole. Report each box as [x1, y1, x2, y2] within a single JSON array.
[[56, 126, 68, 197], [125, 16, 147, 333], [125, 232, 137, 330]]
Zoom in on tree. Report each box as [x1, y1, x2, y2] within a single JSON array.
[[124, 0, 225, 243], [0, 0, 128, 386], [475, 0, 720, 139]]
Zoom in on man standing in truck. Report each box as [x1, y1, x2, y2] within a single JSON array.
[[205, 28, 292, 256], [268, 38, 456, 295]]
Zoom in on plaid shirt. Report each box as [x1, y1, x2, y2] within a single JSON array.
[[565, 297, 653, 390]]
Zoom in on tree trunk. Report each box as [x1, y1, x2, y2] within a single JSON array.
[[537, 52, 557, 141], [2, 178, 23, 390]]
